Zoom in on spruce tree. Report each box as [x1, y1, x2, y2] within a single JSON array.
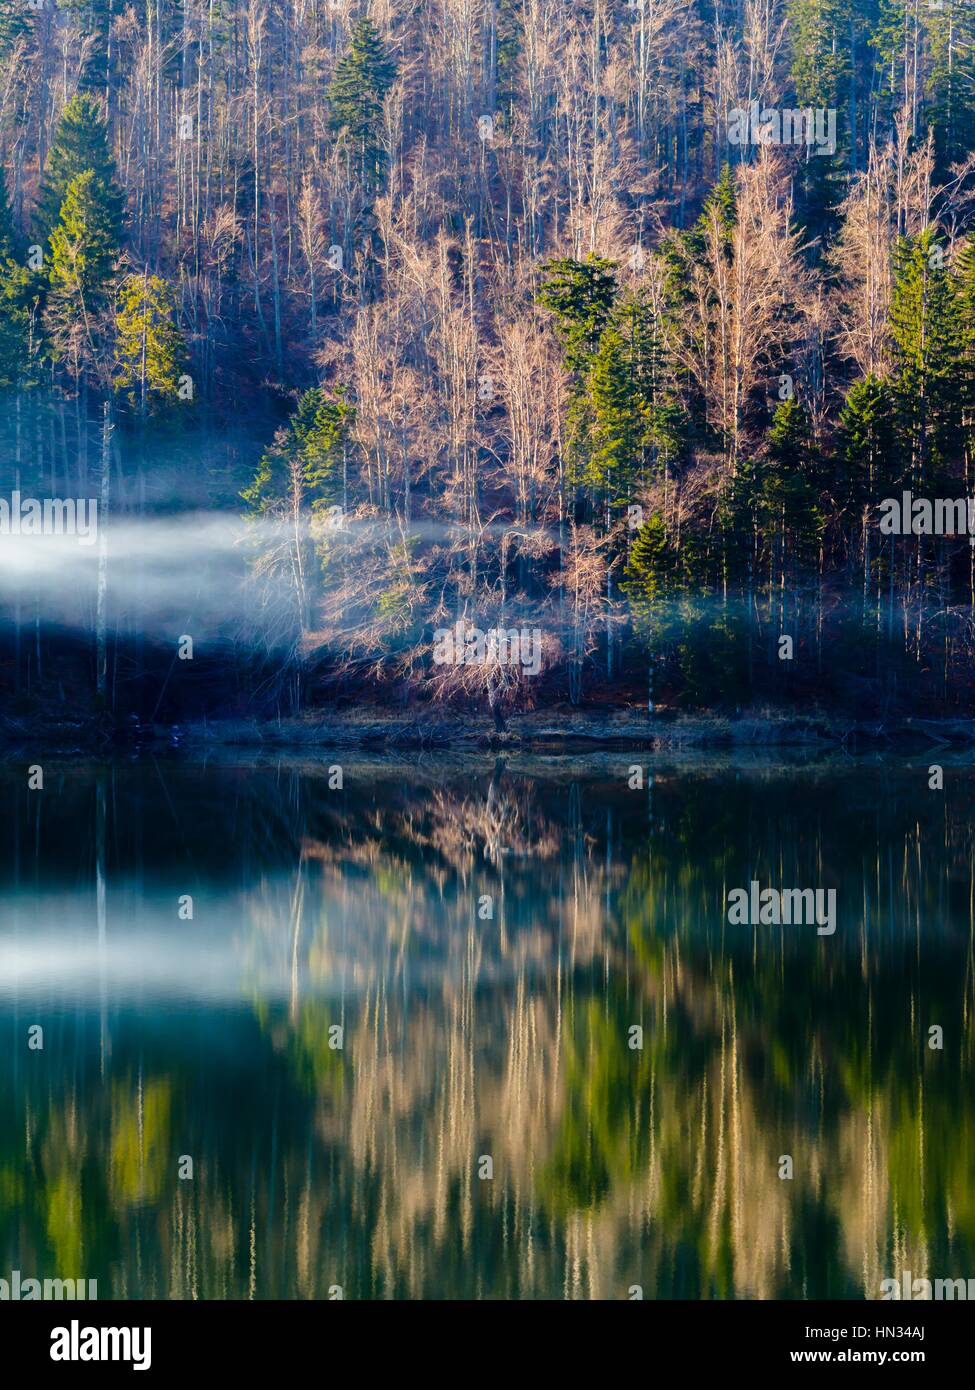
[[536, 256, 618, 380], [35, 93, 124, 244], [243, 385, 355, 519], [45, 169, 120, 365], [889, 227, 962, 484], [0, 0, 31, 60], [925, 4, 975, 179], [786, 0, 849, 236], [327, 18, 397, 184], [835, 375, 897, 508], [0, 261, 39, 387], [759, 397, 822, 567]]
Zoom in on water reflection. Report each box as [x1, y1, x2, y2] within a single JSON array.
[[1, 754, 973, 1299]]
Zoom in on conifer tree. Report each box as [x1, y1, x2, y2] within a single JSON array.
[[835, 374, 897, 507], [35, 93, 124, 244], [327, 19, 397, 185], [925, 3, 975, 178], [0, 262, 39, 388], [760, 397, 821, 564], [537, 256, 618, 380], [45, 169, 120, 368], [889, 227, 962, 483], [243, 385, 355, 519]]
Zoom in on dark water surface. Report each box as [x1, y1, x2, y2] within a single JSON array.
[[1, 752, 973, 1300]]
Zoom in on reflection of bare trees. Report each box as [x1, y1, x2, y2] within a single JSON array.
[[6, 763, 975, 1299]]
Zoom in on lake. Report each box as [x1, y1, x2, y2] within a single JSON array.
[[1, 752, 972, 1300]]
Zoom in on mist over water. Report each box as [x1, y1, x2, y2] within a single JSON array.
[[0, 514, 272, 642]]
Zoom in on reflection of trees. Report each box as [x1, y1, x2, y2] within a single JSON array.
[[2, 760, 975, 1298]]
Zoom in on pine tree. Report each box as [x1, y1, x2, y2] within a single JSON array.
[[0, 261, 39, 387], [327, 19, 397, 185], [925, 3, 975, 179], [889, 227, 962, 484], [0, 162, 17, 260], [35, 94, 125, 245], [243, 385, 355, 519], [536, 256, 618, 380], [835, 374, 897, 508], [114, 273, 187, 413], [45, 170, 120, 367]]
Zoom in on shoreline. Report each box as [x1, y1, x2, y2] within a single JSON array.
[[4, 707, 975, 754]]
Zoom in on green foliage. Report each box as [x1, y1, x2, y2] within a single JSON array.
[[0, 166, 36, 387], [327, 18, 397, 183], [0, 258, 41, 387], [889, 227, 962, 479], [114, 273, 187, 412], [536, 255, 618, 380], [45, 170, 121, 365], [925, 5, 975, 174], [623, 512, 672, 625], [35, 93, 124, 245], [0, 0, 32, 60], [835, 374, 897, 506], [756, 398, 824, 563], [586, 288, 686, 500], [243, 385, 354, 518]]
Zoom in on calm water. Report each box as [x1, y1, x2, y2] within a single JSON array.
[[1, 752, 973, 1300]]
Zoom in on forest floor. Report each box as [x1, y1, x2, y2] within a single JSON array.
[[5, 704, 975, 753]]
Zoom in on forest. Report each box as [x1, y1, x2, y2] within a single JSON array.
[[3, 0, 975, 727]]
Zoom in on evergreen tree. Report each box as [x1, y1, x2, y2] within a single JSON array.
[[587, 323, 650, 503], [622, 512, 674, 629], [686, 163, 737, 260], [925, 3, 975, 178], [35, 93, 125, 245], [114, 272, 187, 413], [586, 287, 686, 504], [45, 169, 121, 367], [0, 0, 31, 60], [0, 260, 40, 388], [889, 227, 962, 483], [536, 256, 618, 380], [786, 0, 852, 236], [243, 385, 355, 519], [327, 19, 397, 185], [0, 163, 17, 260], [756, 397, 823, 570], [835, 374, 897, 508]]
